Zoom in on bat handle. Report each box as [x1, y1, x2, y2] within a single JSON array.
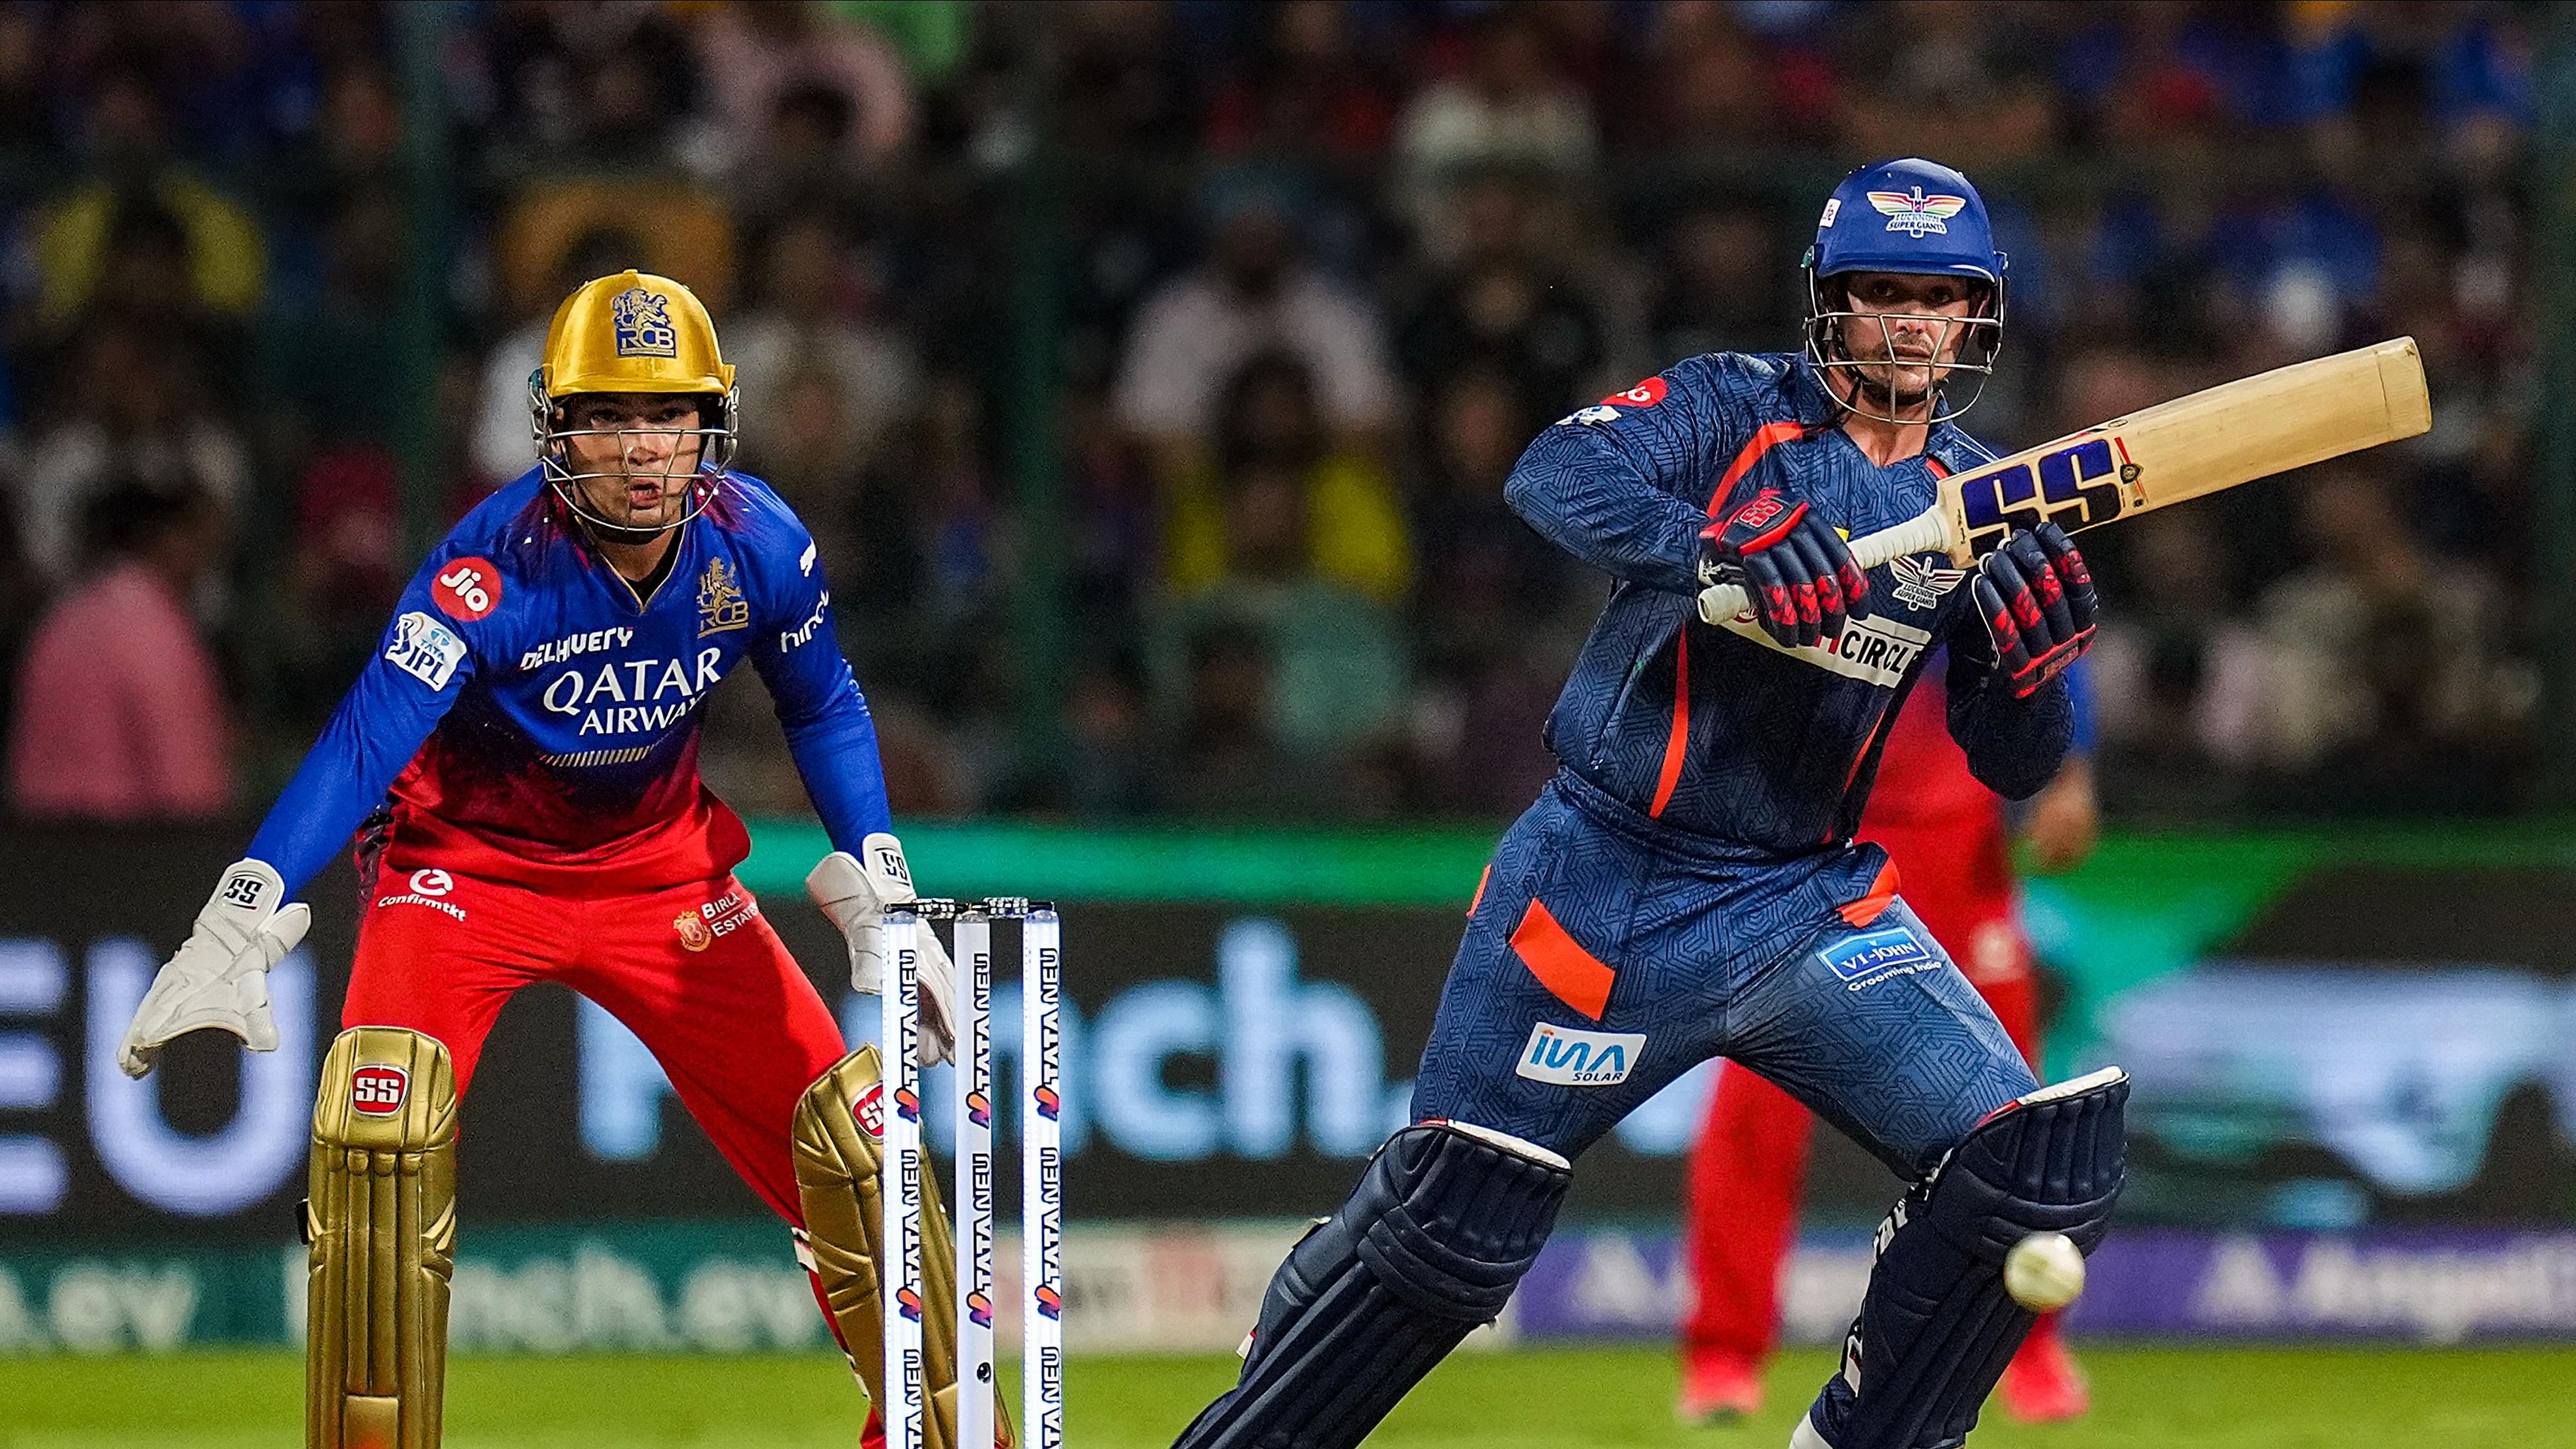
[[1695, 504, 1957, 625]]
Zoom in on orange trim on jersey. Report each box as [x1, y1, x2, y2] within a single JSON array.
[[1705, 421, 1808, 515], [1926, 455, 1951, 479], [1510, 898, 1616, 1021], [1649, 631, 1690, 818], [1838, 860, 1903, 927], [1655, 420, 1808, 821], [1834, 694, 1898, 819], [1468, 863, 1492, 917]]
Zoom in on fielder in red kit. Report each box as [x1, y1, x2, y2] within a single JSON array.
[[114, 272, 995, 1449], [1677, 649, 2098, 1427]]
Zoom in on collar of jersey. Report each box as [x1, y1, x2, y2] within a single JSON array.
[[564, 492, 704, 614]]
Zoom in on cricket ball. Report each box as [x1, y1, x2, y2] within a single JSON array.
[[2003, 1231, 2087, 1312]]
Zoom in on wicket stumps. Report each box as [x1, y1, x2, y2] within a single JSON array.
[[884, 899, 1063, 1449]]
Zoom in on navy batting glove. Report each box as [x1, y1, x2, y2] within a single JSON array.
[[1968, 522, 2097, 697], [1698, 490, 1872, 650]]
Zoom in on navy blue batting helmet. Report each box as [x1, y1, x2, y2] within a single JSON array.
[[1809, 157, 2004, 285]]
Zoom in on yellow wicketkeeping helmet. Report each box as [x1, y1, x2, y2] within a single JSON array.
[[527, 269, 740, 536]]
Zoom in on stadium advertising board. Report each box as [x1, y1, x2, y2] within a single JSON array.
[[3, 824, 2573, 1242]]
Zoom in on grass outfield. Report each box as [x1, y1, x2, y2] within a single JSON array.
[[3, 1345, 2572, 1448]]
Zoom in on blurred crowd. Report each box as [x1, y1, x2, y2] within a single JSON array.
[[0, 0, 2542, 827]]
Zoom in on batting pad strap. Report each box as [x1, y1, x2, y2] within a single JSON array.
[[1811, 1069, 2128, 1449]]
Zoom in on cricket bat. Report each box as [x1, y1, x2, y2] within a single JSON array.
[[1697, 336, 2431, 624]]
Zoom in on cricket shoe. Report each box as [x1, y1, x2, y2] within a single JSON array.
[[1996, 1330, 2089, 1423], [1677, 1349, 1764, 1424]]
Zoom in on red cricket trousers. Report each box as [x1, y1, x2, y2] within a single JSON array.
[[343, 865, 848, 1226], [1679, 815, 2061, 1366]]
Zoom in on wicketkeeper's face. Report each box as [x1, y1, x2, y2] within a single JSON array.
[[558, 393, 706, 529], [1833, 271, 1979, 409]]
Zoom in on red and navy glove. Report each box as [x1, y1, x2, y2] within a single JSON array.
[[1697, 489, 1871, 650], [1969, 522, 2097, 697]]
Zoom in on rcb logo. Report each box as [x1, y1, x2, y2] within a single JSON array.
[[612, 287, 678, 358], [697, 556, 750, 636]]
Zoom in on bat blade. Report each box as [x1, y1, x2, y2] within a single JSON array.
[[1696, 337, 2431, 624], [1932, 336, 2429, 563]]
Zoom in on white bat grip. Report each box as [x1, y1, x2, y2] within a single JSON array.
[[1694, 504, 1956, 625]]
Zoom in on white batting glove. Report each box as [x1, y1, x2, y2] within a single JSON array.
[[118, 859, 311, 1078], [807, 833, 955, 1067]]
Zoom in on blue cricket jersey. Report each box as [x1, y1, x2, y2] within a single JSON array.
[[247, 469, 891, 898], [1505, 352, 2072, 851]]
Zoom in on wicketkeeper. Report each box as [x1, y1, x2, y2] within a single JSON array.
[[117, 271, 1004, 1449]]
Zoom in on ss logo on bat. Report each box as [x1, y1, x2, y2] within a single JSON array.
[[1959, 437, 2132, 554]]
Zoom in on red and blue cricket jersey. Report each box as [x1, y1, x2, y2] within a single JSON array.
[[248, 468, 890, 898]]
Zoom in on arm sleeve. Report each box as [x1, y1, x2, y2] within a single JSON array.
[[1943, 649, 2075, 802], [1501, 362, 1733, 595], [245, 560, 482, 896], [751, 533, 895, 853]]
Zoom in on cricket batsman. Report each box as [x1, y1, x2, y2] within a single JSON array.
[[113, 271, 1000, 1449], [1678, 661, 2100, 1427], [1170, 158, 2126, 1449]]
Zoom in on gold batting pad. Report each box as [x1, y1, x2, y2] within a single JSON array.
[[794, 1044, 1014, 1449], [306, 1027, 459, 1449]]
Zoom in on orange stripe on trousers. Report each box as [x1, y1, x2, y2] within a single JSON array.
[[1510, 898, 1616, 1021], [1837, 859, 1903, 926]]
